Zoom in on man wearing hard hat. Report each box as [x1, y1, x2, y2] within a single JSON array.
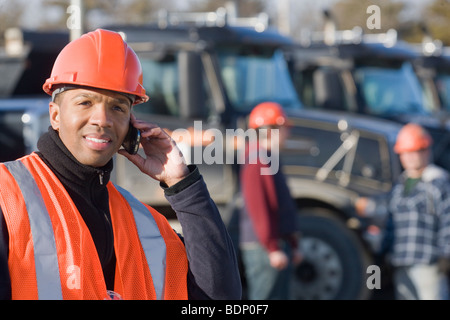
[[0, 29, 241, 300], [239, 102, 302, 300], [355, 123, 450, 300]]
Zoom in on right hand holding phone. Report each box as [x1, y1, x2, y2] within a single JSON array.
[[118, 114, 190, 187]]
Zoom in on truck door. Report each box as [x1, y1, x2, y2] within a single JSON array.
[[112, 49, 235, 208]]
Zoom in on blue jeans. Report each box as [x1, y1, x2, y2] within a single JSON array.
[[240, 242, 293, 300]]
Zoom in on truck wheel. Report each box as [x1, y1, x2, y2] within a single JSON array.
[[294, 209, 372, 300]]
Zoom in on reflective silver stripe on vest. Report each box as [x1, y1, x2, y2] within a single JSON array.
[[3, 160, 63, 300], [114, 185, 167, 300]]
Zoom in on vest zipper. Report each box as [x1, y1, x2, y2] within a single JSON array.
[[98, 170, 104, 185]]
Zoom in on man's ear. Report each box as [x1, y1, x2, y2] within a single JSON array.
[[49, 102, 60, 131]]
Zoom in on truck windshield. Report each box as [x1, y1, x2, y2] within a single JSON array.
[[217, 46, 303, 112], [353, 62, 427, 116]]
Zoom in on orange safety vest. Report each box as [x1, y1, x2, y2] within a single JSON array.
[[0, 153, 188, 300]]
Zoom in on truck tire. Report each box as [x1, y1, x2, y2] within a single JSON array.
[[294, 209, 372, 300]]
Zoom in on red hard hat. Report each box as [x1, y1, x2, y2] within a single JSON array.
[[248, 102, 290, 129], [42, 29, 149, 105], [393, 123, 433, 154]]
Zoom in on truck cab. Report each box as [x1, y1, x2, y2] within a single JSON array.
[[105, 22, 301, 206], [291, 28, 450, 172]]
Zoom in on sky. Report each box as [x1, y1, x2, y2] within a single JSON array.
[[0, 0, 433, 31]]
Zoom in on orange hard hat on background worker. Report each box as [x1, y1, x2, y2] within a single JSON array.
[[248, 101, 291, 129], [42, 28, 149, 105], [393, 122, 433, 154]]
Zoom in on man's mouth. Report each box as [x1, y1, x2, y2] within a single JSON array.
[[85, 137, 110, 144], [84, 135, 112, 150]]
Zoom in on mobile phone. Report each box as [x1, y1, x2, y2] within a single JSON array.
[[122, 122, 141, 155]]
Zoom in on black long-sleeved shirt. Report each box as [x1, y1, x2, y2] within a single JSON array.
[[0, 128, 241, 299]]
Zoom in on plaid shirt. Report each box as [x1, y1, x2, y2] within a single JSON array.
[[367, 164, 450, 267]]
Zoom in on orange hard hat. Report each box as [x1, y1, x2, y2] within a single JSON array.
[[393, 123, 433, 154], [248, 102, 290, 129], [42, 29, 149, 105]]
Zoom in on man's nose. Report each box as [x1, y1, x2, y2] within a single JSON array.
[[90, 104, 113, 127]]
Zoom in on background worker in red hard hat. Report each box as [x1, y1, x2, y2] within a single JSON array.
[[239, 102, 302, 300], [355, 122, 450, 300], [0, 29, 241, 300]]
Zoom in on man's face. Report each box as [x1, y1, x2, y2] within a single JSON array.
[[259, 125, 290, 150], [49, 87, 132, 167], [399, 148, 430, 174]]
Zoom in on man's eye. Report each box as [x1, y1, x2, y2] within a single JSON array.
[[79, 100, 91, 106], [113, 105, 126, 112]]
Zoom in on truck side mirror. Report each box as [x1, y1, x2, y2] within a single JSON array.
[[178, 51, 206, 119]]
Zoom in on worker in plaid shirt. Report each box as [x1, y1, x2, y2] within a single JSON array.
[[356, 123, 450, 300]]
